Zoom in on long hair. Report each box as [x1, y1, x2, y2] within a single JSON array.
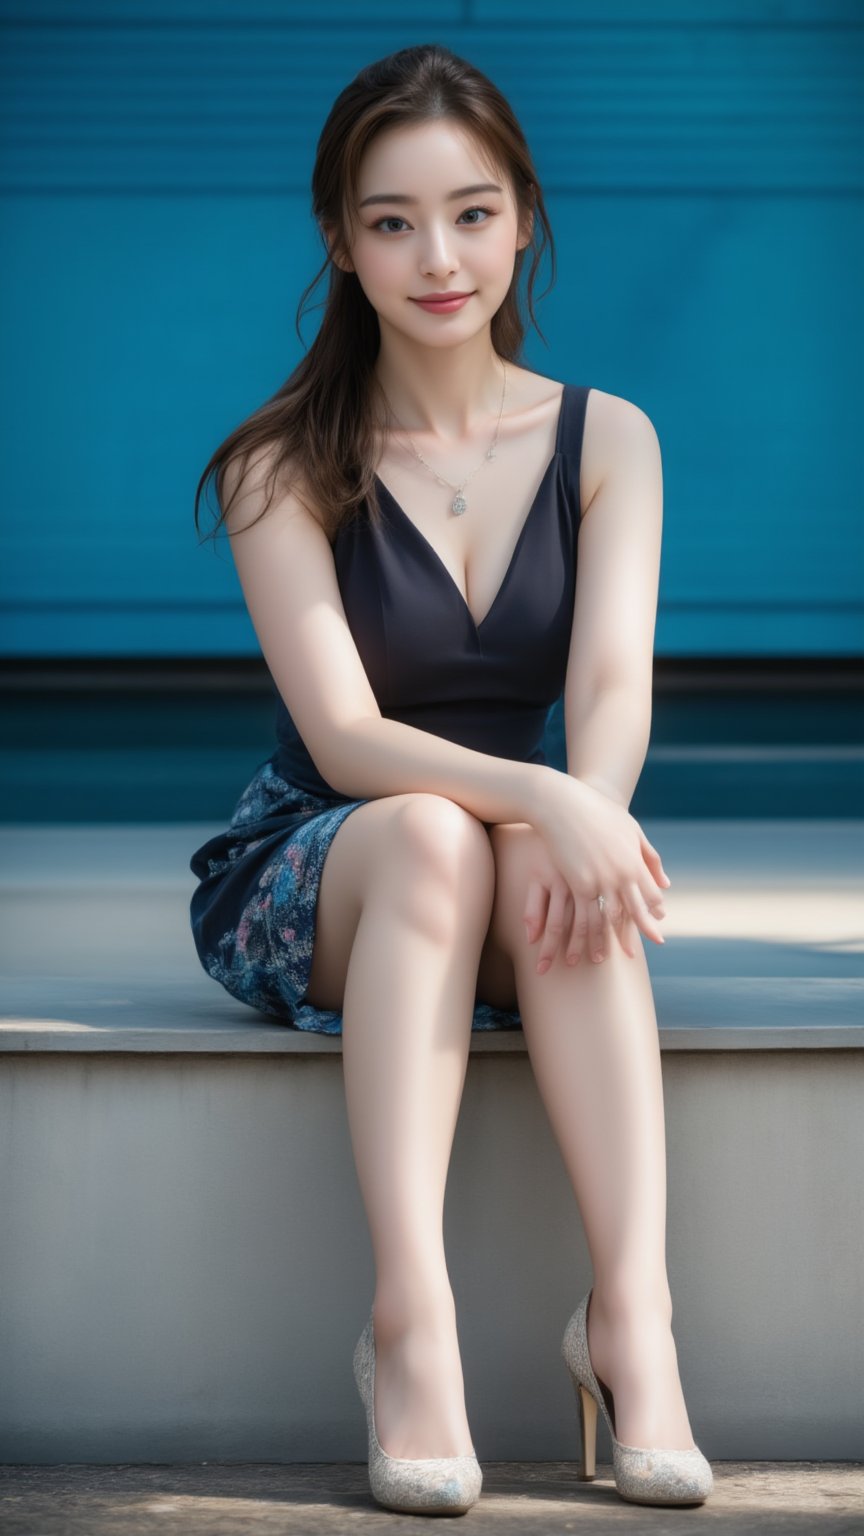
[[193, 42, 557, 546]]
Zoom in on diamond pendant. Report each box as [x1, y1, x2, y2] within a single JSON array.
[[452, 493, 467, 515]]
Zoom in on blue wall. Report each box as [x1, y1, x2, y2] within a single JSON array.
[[1, 0, 862, 657]]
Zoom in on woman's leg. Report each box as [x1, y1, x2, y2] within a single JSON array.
[[477, 822, 698, 1451], [304, 793, 496, 1459]]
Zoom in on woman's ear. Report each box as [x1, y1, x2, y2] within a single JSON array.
[[320, 221, 354, 273], [517, 186, 535, 251]]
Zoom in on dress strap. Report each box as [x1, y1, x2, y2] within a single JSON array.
[[559, 384, 591, 522]]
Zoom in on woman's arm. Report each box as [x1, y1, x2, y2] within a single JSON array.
[[562, 393, 664, 810], [333, 712, 553, 826]]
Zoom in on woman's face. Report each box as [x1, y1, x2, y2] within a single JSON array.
[[334, 119, 530, 347]]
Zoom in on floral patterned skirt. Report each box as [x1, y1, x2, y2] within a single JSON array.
[[188, 753, 523, 1035]]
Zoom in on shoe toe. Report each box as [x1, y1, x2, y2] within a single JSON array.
[[370, 1454, 482, 1514], [613, 1445, 713, 1505]]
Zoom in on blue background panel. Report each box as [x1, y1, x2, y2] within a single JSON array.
[[1, 2, 861, 657]]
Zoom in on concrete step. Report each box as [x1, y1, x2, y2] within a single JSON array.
[[1, 817, 861, 991], [0, 821, 861, 1464]]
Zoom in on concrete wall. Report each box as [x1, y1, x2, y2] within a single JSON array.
[[1, 1039, 861, 1463]]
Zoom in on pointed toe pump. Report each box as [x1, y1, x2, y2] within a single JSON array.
[[353, 1312, 483, 1516], [561, 1290, 714, 1507]]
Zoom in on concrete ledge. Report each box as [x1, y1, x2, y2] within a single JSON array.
[[1, 819, 862, 1463], [1, 973, 863, 1053], [1, 1044, 862, 1462]]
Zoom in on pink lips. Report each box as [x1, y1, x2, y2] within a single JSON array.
[[411, 293, 474, 313]]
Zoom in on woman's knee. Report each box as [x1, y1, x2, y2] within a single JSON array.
[[373, 793, 496, 934], [387, 793, 495, 877]]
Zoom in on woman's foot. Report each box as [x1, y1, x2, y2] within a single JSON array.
[[587, 1289, 698, 1451], [371, 1296, 476, 1460]]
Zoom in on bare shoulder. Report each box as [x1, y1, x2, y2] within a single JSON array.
[[220, 439, 330, 542], [211, 435, 382, 793], [580, 386, 661, 515]]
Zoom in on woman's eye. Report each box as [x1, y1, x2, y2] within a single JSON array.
[[372, 206, 494, 234]]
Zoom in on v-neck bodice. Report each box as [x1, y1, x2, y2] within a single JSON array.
[[372, 378, 569, 635], [273, 381, 592, 801]]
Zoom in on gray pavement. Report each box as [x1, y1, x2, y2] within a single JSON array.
[[1, 1462, 863, 1534]]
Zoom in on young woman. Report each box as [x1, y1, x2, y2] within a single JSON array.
[[190, 43, 713, 1517]]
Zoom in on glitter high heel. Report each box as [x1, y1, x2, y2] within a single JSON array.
[[561, 1289, 714, 1506], [353, 1311, 483, 1515]]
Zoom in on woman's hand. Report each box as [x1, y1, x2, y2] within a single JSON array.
[[524, 770, 671, 969], [522, 848, 644, 970]]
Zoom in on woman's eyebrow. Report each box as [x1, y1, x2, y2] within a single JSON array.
[[358, 182, 503, 208]]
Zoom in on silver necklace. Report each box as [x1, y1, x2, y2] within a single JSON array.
[[381, 360, 508, 516]]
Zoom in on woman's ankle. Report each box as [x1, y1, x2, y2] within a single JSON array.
[[590, 1280, 674, 1332], [373, 1282, 457, 1342]]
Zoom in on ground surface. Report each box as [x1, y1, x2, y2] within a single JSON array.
[[0, 1462, 862, 1535]]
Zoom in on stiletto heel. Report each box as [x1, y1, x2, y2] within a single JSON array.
[[561, 1289, 714, 1507], [353, 1310, 483, 1515], [574, 1379, 598, 1479]]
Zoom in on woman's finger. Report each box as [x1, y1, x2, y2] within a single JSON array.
[[558, 889, 576, 964], [565, 895, 591, 966], [523, 876, 548, 947], [614, 907, 640, 959], [639, 828, 672, 888], [626, 878, 667, 945], [588, 891, 607, 964], [535, 883, 571, 974]]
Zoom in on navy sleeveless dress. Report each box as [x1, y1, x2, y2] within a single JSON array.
[[189, 380, 591, 1033]]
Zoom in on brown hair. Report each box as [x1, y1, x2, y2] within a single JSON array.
[[193, 42, 557, 547]]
